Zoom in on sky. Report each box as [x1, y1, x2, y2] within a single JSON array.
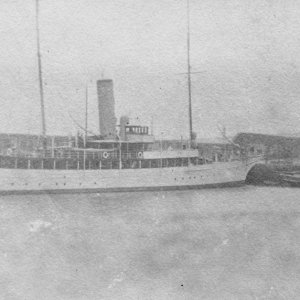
[[0, 0, 300, 139]]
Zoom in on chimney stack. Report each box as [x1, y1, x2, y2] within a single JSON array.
[[97, 79, 117, 139]]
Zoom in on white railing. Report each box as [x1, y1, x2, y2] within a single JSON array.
[[2, 148, 148, 161]]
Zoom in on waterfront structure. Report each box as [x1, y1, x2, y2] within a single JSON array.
[[233, 133, 300, 163]]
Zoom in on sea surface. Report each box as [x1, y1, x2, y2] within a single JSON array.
[[0, 186, 300, 300]]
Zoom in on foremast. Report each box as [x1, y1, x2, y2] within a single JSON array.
[[35, 0, 47, 142]]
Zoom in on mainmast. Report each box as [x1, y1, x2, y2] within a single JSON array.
[[35, 0, 47, 138], [186, 0, 193, 144]]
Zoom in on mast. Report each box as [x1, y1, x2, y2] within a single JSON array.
[[186, 0, 193, 144], [85, 84, 88, 146], [35, 0, 47, 138], [82, 85, 88, 169]]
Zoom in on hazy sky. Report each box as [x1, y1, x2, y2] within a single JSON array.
[[0, 0, 300, 138]]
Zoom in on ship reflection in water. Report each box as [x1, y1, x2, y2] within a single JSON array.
[[0, 186, 300, 299]]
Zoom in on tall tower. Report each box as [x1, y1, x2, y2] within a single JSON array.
[[97, 79, 117, 139]]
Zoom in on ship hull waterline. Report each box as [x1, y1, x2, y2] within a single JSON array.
[[0, 160, 258, 195]]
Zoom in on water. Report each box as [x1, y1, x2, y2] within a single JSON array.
[[0, 186, 300, 299]]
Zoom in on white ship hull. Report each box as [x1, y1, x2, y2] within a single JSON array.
[[0, 159, 259, 194]]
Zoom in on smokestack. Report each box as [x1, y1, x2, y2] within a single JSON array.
[[97, 79, 117, 139]]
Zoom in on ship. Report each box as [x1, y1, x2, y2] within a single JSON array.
[[0, 0, 261, 194]]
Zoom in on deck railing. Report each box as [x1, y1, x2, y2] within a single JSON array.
[[2, 148, 145, 161], [0, 154, 209, 171], [0, 147, 245, 171]]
